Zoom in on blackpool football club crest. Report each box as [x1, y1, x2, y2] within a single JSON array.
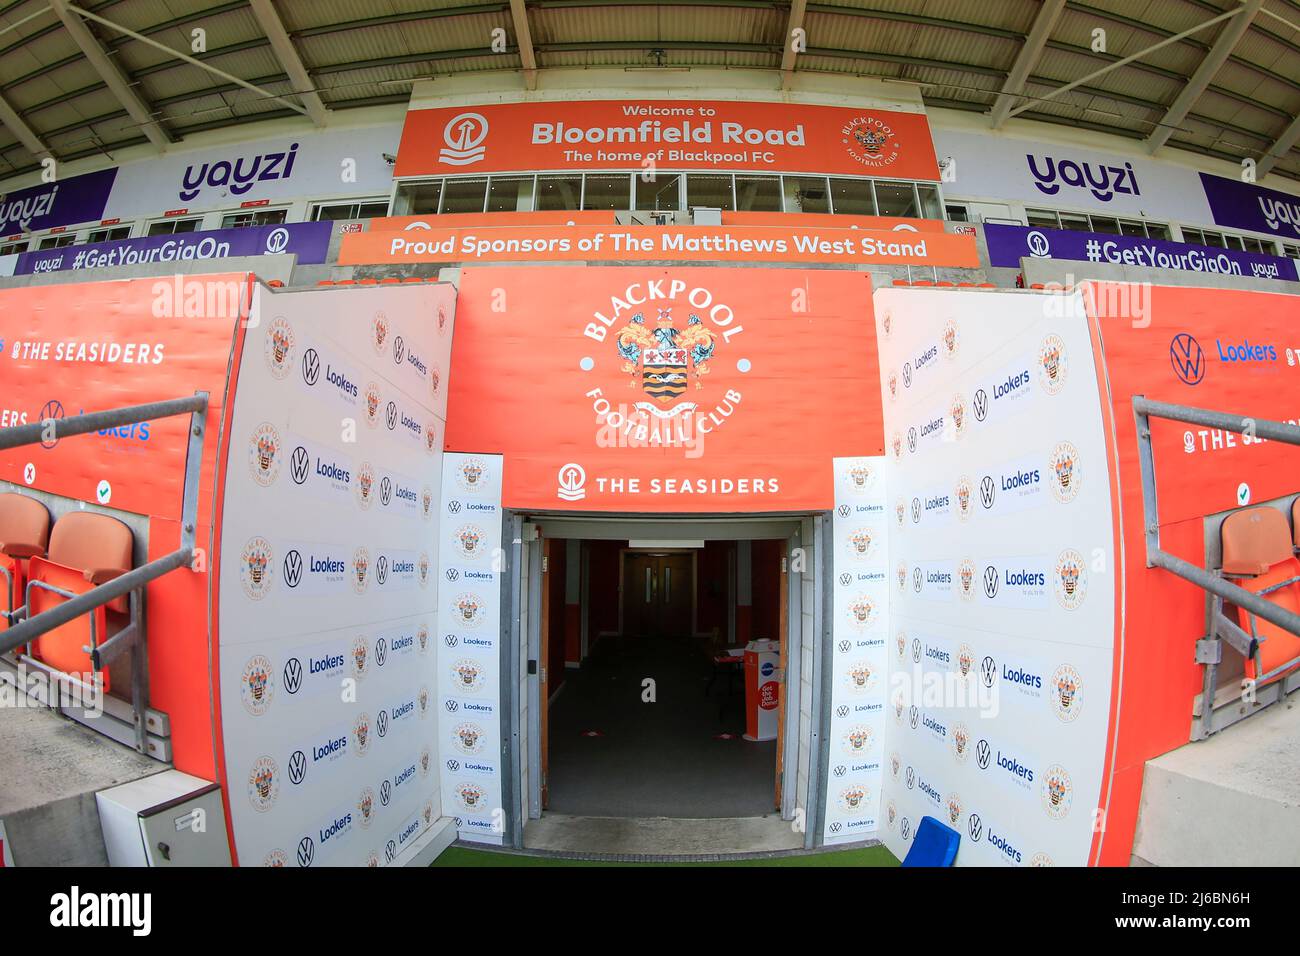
[[942, 320, 960, 359], [845, 528, 874, 561], [240, 536, 273, 600], [1041, 764, 1073, 820], [846, 597, 876, 630], [264, 317, 296, 379], [1055, 548, 1087, 609], [420, 746, 432, 776], [844, 461, 875, 493], [350, 636, 369, 679], [452, 658, 484, 694], [457, 456, 487, 493], [263, 850, 287, 867], [371, 312, 389, 355], [616, 308, 717, 404], [248, 756, 279, 812], [840, 115, 902, 169], [421, 485, 434, 520], [248, 423, 282, 487], [880, 310, 893, 340], [454, 524, 486, 560], [364, 383, 382, 428], [355, 462, 376, 509], [839, 785, 869, 814], [1038, 333, 1068, 394], [955, 475, 974, 520], [950, 722, 971, 762], [240, 654, 274, 716], [352, 712, 372, 755], [845, 660, 877, 694], [1030, 852, 1054, 867], [950, 393, 968, 438], [453, 721, 486, 755], [1051, 664, 1083, 721], [352, 547, 370, 594], [357, 787, 375, 828], [1049, 441, 1081, 503], [455, 782, 486, 812], [453, 592, 486, 628], [841, 725, 875, 756]]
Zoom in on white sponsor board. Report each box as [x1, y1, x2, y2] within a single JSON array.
[[823, 456, 888, 846], [437, 452, 506, 845], [217, 280, 456, 867], [875, 287, 1115, 867]]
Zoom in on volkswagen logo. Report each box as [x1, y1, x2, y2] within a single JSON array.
[[838, 639, 850, 653], [288, 750, 307, 785], [447, 500, 462, 514], [290, 446, 310, 485], [38, 399, 64, 448], [839, 571, 851, 587], [379, 780, 391, 806], [910, 497, 921, 523], [906, 426, 917, 453], [902, 361, 913, 388], [296, 836, 314, 867], [837, 504, 850, 518], [385, 400, 398, 430], [976, 738, 992, 769], [836, 705, 849, 718], [905, 766, 915, 788], [445, 568, 459, 582], [444, 699, 459, 713], [374, 636, 388, 666], [376, 709, 389, 738], [444, 634, 458, 648], [901, 818, 912, 841], [980, 475, 996, 509], [911, 637, 921, 663], [385, 839, 397, 863], [833, 764, 846, 778], [973, 388, 989, 422], [301, 348, 320, 386], [983, 565, 999, 599], [445, 759, 461, 772], [981, 655, 997, 688], [380, 476, 392, 505], [283, 657, 303, 694], [912, 567, 922, 592], [376, 554, 389, 585], [1170, 332, 1205, 385], [968, 813, 983, 841], [829, 822, 842, 834], [393, 336, 405, 365], [283, 549, 303, 588], [909, 705, 919, 729]]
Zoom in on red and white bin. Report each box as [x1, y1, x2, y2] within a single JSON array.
[[743, 638, 781, 741]]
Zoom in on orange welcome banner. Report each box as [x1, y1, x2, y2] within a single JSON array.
[[395, 99, 940, 180], [339, 224, 978, 267]]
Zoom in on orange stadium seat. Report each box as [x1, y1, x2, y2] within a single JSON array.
[[0, 493, 51, 637], [28, 512, 133, 689], [1220, 506, 1300, 683]]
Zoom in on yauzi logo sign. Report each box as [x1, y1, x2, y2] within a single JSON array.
[[179, 143, 299, 201], [581, 280, 745, 451]]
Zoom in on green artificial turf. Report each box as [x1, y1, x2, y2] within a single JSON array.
[[432, 844, 899, 867]]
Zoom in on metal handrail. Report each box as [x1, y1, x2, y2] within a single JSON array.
[[1132, 395, 1300, 738], [0, 391, 208, 754]]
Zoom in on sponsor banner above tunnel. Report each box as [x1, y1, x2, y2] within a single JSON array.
[[445, 266, 883, 512], [395, 99, 941, 180], [340, 224, 977, 267]]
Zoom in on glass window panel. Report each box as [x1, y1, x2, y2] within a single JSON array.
[[945, 204, 969, 223], [1088, 216, 1120, 234], [221, 209, 287, 229], [1145, 223, 1170, 240], [1058, 212, 1090, 232], [829, 178, 876, 215], [38, 235, 76, 249], [1180, 227, 1202, 245], [403, 181, 443, 214], [440, 178, 488, 214], [1224, 234, 1245, 251], [1026, 209, 1059, 229], [734, 176, 781, 211], [873, 181, 917, 217], [686, 174, 734, 211], [0, 241, 26, 255], [486, 176, 535, 212], [783, 176, 830, 213], [917, 183, 942, 219], [87, 227, 130, 243], [148, 217, 201, 236], [582, 174, 630, 210], [1243, 237, 1265, 254], [1118, 220, 1146, 237], [536, 175, 582, 211], [636, 173, 682, 211], [1201, 231, 1225, 248]]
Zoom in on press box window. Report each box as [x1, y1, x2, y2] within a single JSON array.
[[486, 176, 536, 213], [583, 174, 631, 211], [873, 182, 917, 217], [734, 176, 781, 212], [404, 181, 444, 215], [440, 178, 488, 214], [221, 209, 288, 229], [38, 234, 77, 249], [536, 175, 582, 211], [1026, 209, 1060, 229], [686, 174, 734, 211], [829, 178, 876, 216], [148, 217, 202, 236], [87, 226, 131, 243], [312, 200, 389, 221], [0, 240, 27, 255], [636, 174, 682, 211], [944, 204, 969, 222], [783, 176, 829, 214]]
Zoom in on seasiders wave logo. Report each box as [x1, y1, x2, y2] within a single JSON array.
[[582, 279, 745, 451], [841, 115, 903, 170]]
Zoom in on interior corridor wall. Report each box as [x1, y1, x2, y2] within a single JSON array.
[[214, 282, 454, 866], [874, 287, 1117, 866]]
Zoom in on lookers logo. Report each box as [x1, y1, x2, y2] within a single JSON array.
[[1026, 153, 1140, 203], [179, 143, 300, 201]]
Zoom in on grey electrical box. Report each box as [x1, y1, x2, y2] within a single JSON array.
[[97, 770, 231, 867]]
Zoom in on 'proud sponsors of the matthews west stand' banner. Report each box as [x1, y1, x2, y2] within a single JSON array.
[[14, 221, 333, 274], [984, 222, 1299, 282]]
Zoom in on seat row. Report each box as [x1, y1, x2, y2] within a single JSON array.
[[0, 492, 134, 690], [1219, 499, 1300, 681]]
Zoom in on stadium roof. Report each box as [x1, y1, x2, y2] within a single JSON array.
[[0, 0, 1297, 183]]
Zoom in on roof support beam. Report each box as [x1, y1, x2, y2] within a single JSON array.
[[63, 2, 313, 122], [509, 0, 538, 90], [1257, 114, 1300, 178], [1146, 0, 1263, 154], [990, 0, 1065, 128], [1004, 3, 1246, 123], [48, 0, 172, 149], [248, 0, 328, 125], [779, 0, 807, 90], [0, 89, 51, 159]]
